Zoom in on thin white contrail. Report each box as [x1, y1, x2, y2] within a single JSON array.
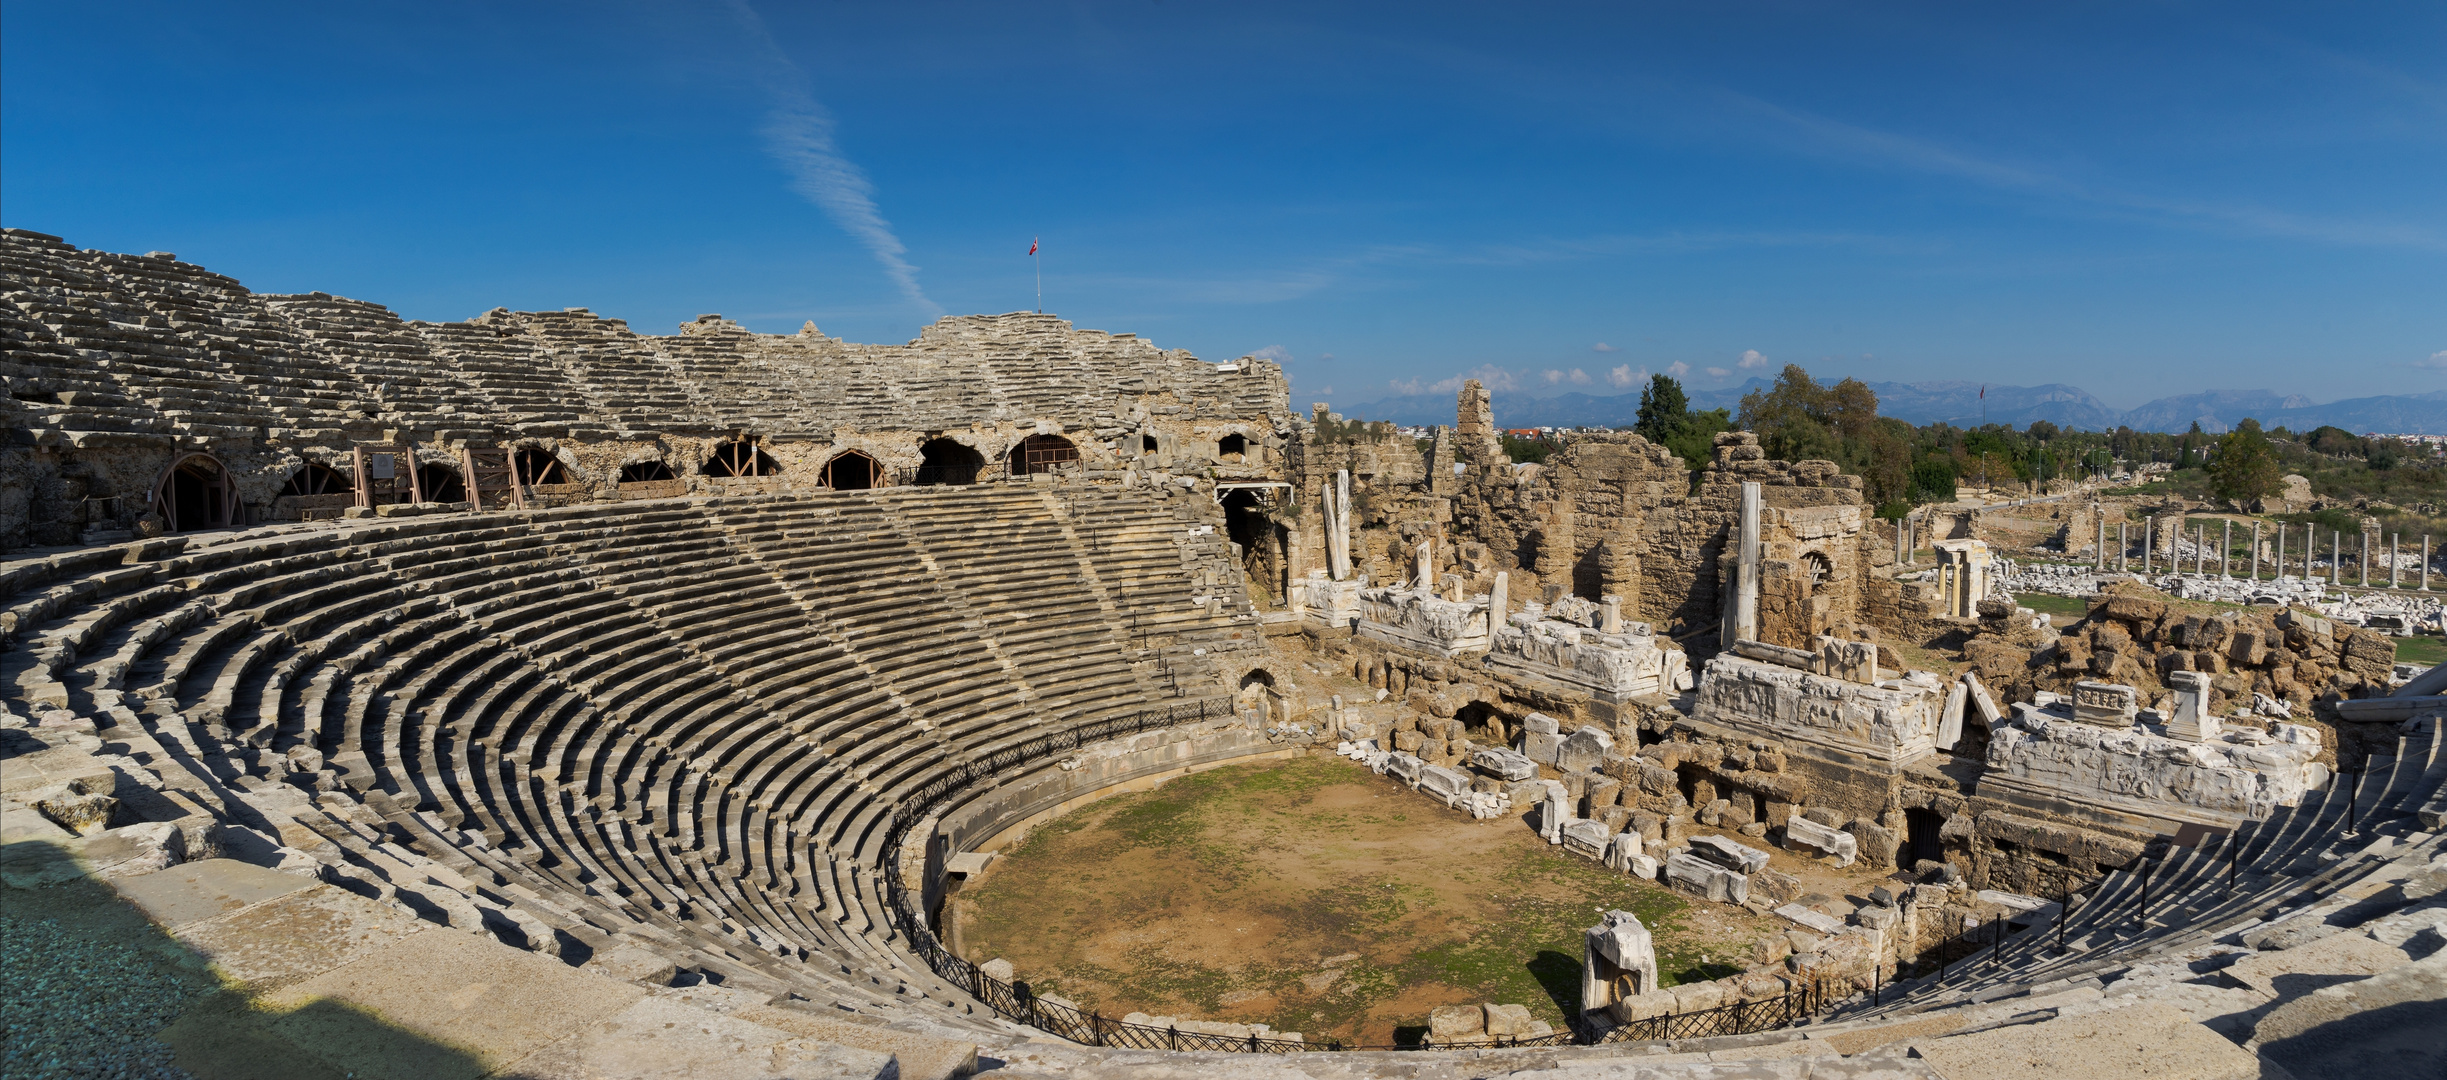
[[722, 1, 939, 314]]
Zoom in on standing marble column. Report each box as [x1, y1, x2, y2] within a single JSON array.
[[2360, 531, 2370, 588], [2221, 520, 2232, 578], [1721, 481, 1761, 650], [2119, 522, 2128, 572], [2251, 521, 2261, 580], [2390, 534, 2400, 590]]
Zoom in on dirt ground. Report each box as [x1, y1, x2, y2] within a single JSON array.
[[950, 755, 1793, 1046]]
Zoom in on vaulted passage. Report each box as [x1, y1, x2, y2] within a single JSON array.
[[702, 441, 780, 477], [156, 454, 234, 531], [916, 438, 985, 485], [1010, 434, 1078, 477], [822, 450, 883, 490]]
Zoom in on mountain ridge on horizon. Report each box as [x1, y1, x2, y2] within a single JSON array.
[[1322, 378, 2447, 436]]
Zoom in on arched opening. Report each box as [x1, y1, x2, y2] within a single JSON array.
[[619, 460, 676, 483], [1009, 434, 1079, 477], [702, 441, 781, 478], [1217, 433, 1249, 463], [821, 450, 883, 490], [1220, 486, 1273, 586], [1236, 669, 1277, 725], [1140, 434, 1159, 455], [154, 454, 235, 532], [1800, 551, 1835, 594], [417, 464, 466, 503], [278, 463, 350, 497], [514, 448, 569, 486], [915, 438, 984, 486]]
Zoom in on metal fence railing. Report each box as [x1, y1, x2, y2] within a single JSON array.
[[871, 699, 1840, 1053]]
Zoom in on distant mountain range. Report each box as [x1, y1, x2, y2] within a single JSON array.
[[1327, 379, 2447, 435]]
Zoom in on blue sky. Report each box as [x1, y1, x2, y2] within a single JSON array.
[[6, 1, 2443, 413]]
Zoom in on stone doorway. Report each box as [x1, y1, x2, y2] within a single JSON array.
[[154, 454, 235, 532], [915, 438, 984, 486], [822, 450, 883, 490], [1009, 435, 1078, 477]]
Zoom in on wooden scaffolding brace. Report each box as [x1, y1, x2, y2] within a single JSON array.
[[352, 445, 425, 508], [460, 447, 524, 511]]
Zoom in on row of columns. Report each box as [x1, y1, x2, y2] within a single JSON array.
[[2088, 516, 2435, 591]]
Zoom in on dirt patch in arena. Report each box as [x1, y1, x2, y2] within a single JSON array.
[[951, 755, 1784, 1046]]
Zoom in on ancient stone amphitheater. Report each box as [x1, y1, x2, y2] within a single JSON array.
[[5, 229, 2442, 1079]]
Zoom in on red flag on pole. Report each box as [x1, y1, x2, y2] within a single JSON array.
[[1028, 238, 1037, 255]]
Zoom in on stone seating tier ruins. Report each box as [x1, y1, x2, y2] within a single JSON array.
[[0, 485, 1268, 1071]]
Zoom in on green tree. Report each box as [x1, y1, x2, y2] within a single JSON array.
[[1662, 408, 1733, 472], [2208, 426, 2283, 506], [1634, 374, 1688, 445], [1737, 364, 1842, 463]]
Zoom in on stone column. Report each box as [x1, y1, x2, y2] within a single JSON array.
[[2095, 516, 2105, 571], [2360, 531, 2369, 588], [2275, 524, 2285, 579], [1415, 540, 1433, 591], [1326, 470, 1352, 581], [2391, 534, 2400, 590], [2166, 671, 2218, 742], [2221, 520, 2231, 578], [1600, 595, 1623, 634], [2251, 521, 2261, 580], [2331, 530, 2341, 586], [2424, 535, 2432, 591], [2119, 522, 2128, 572], [1491, 571, 1509, 628], [1722, 481, 1761, 649], [2142, 519, 2152, 575]]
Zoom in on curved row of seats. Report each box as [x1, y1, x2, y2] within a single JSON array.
[[0, 485, 1243, 1028], [1828, 715, 2446, 1021]]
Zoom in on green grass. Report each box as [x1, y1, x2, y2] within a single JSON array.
[[2400, 636, 2447, 669], [2014, 592, 2090, 618]]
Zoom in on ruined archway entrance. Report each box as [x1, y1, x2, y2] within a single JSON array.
[[915, 438, 984, 486], [514, 448, 570, 486], [1217, 433, 1249, 462], [1237, 669, 1278, 725], [1009, 434, 1079, 477], [821, 450, 883, 490], [279, 463, 350, 497], [153, 454, 235, 532], [702, 440, 780, 478], [619, 460, 676, 483], [1219, 486, 1279, 602], [417, 463, 467, 503], [1800, 551, 1834, 594]]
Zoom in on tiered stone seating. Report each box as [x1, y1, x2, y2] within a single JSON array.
[[1826, 716, 2447, 1024], [0, 487, 1236, 1037]]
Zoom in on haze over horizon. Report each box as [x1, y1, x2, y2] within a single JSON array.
[[4, 2, 2442, 413]]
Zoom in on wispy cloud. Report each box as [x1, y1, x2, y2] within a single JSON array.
[[722, 2, 938, 314], [1705, 366, 1732, 379], [1667, 361, 1691, 379], [2418, 350, 2447, 371], [1592, 342, 1618, 353], [1716, 88, 2447, 252], [1738, 349, 1769, 369], [1247, 344, 1293, 363], [1607, 364, 1642, 389]]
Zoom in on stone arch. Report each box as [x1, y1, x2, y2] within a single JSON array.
[[1217, 432, 1249, 462], [1236, 668, 1279, 725], [1800, 550, 1835, 593], [620, 460, 677, 483], [417, 463, 467, 503], [514, 447, 571, 485], [702, 440, 781, 478], [278, 462, 351, 497], [821, 450, 884, 490], [915, 438, 985, 486], [1009, 434, 1079, 477], [152, 453, 236, 532]]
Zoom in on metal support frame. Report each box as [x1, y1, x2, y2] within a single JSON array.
[[352, 445, 425, 509]]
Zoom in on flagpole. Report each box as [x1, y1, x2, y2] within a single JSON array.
[[1034, 237, 1042, 314]]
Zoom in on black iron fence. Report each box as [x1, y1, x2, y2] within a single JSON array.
[[870, 697, 1840, 1054]]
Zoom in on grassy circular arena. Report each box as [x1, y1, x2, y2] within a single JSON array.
[[950, 756, 1781, 1045]]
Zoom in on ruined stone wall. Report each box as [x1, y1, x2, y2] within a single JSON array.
[[0, 230, 1293, 548]]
